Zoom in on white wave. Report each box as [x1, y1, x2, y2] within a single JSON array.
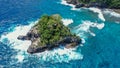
[[62, 19, 73, 26], [74, 21, 104, 37], [88, 7, 105, 21], [116, 21, 120, 24], [61, 0, 75, 8], [16, 55, 24, 62], [60, 0, 79, 10], [103, 9, 120, 18], [34, 47, 83, 63], [81, 38, 85, 44], [0, 21, 38, 62]]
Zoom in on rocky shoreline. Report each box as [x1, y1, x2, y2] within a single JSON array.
[[65, 0, 120, 14], [17, 14, 81, 54], [113, 9, 120, 14], [18, 27, 81, 54], [65, 0, 106, 8]]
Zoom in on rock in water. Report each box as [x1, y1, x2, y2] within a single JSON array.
[[18, 14, 81, 54]]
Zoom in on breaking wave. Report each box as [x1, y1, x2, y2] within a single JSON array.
[[62, 18, 73, 26], [0, 21, 38, 62], [60, 0, 79, 10], [60, 0, 106, 21], [34, 47, 83, 63], [88, 7, 105, 21], [61, 0, 75, 8], [73, 21, 105, 37], [103, 9, 120, 18]]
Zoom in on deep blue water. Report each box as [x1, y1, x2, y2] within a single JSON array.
[[0, 0, 120, 68]]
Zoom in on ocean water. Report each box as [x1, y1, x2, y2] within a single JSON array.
[[0, 0, 120, 68]]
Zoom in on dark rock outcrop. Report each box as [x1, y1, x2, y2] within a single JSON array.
[[27, 36, 81, 54], [17, 14, 81, 54], [65, 0, 106, 8], [18, 27, 81, 54], [18, 27, 39, 41]]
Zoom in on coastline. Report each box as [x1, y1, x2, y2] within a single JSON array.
[[63, 0, 120, 14], [113, 9, 120, 14]]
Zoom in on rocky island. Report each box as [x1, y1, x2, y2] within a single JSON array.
[[17, 14, 81, 54]]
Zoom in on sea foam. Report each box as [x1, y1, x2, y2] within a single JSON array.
[[103, 9, 120, 18], [74, 21, 104, 37], [60, 0, 79, 10], [61, 1, 106, 21], [34, 47, 83, 63], [61, 0, 75, 8], [88, 7, 105, 21], [0, 21, 38, 62], [62, 19, 73, 26]]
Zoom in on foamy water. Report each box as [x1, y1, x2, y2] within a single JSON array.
[[61, 0, 75, 8], [88, 7, 105, 21], [62, 19, 73, 26], [61, 1, 105, 21], [116, 21, 120, 24], [34, 47, 83, 63], [0, 21, 38, 62], [103, 9, 120, 18], [74, 21, 105, 37], [60, 0, 79, 10]]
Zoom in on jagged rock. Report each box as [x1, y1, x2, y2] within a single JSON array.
[[17, 27, 39, 41], [17, 14, 81, 54], [27, 36, 81, 54], [27, 44, 47, 54]]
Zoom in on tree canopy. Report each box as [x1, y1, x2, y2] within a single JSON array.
[[78, 0, 120, 8], [35, 14, 74, 46]]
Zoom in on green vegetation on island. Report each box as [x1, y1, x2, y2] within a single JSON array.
[[35, 14, 77, 46], [66, 0, 120, 9], [78, 0, 120, 8], [18, 14, 81, 53]]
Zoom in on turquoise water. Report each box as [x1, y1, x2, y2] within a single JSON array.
[[0, 0, 120, 68]]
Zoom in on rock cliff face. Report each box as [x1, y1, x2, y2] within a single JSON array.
[[18, 14, 81, 54]]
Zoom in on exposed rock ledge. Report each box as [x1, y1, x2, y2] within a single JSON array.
[[17, 14, 81, 54]]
